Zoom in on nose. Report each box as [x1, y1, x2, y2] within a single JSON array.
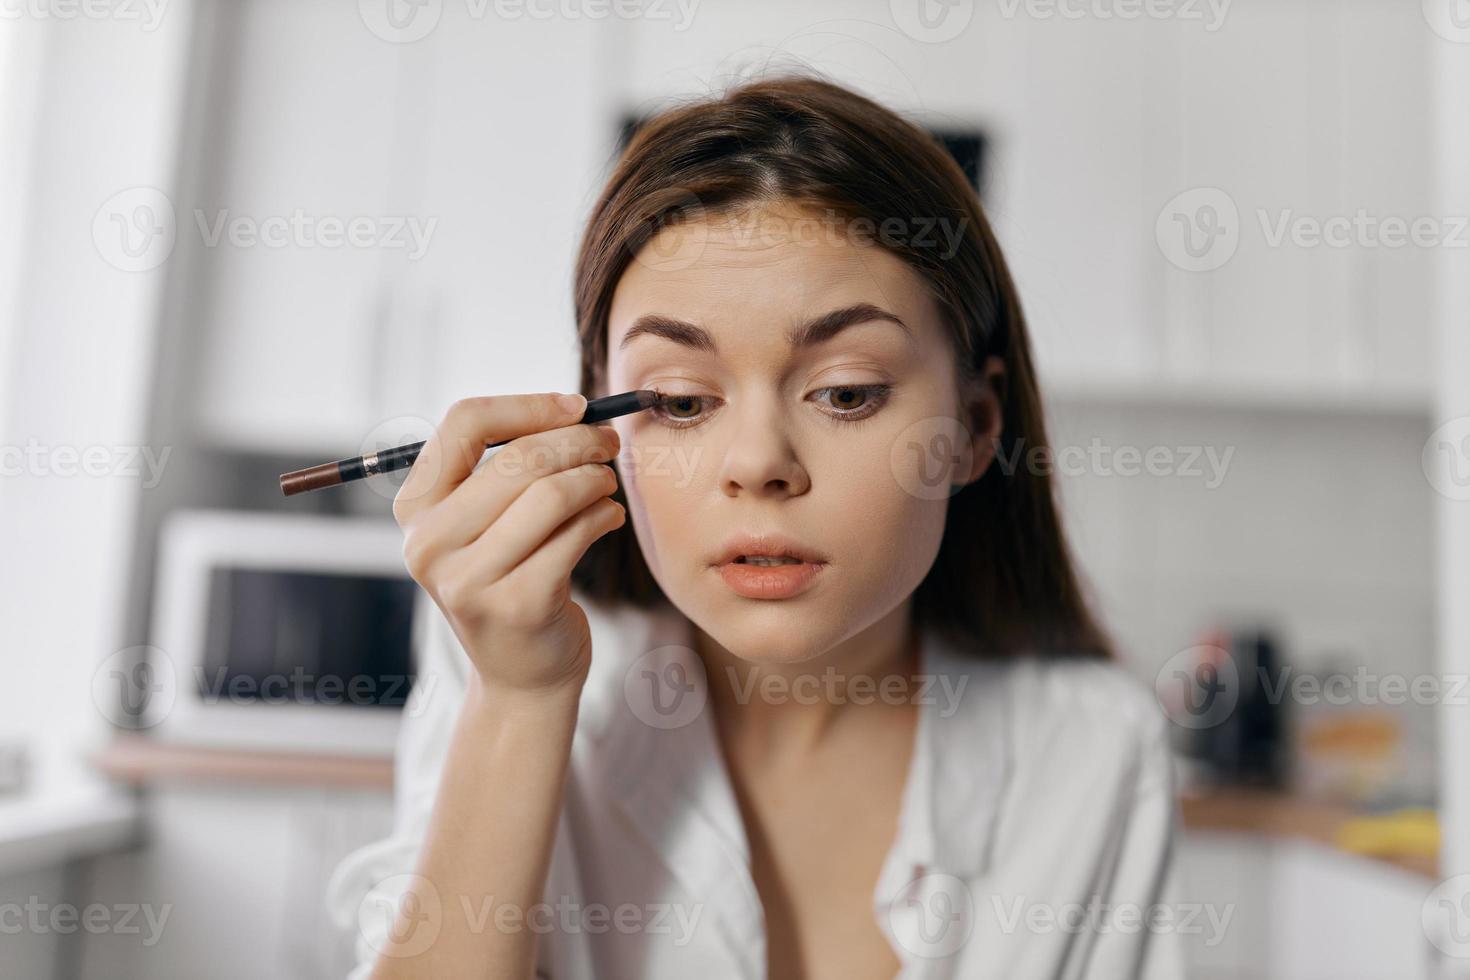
[[717, 399, 811, 499]]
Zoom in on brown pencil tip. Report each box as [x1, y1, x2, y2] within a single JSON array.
[[280, 461, 344, 497]]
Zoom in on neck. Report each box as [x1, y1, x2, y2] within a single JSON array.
[[693, 598, 921, 756]]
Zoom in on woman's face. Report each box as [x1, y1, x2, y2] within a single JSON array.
[[604, 202, 997, 664]]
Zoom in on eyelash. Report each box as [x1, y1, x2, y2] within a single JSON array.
[[648, 384, 894, 433]]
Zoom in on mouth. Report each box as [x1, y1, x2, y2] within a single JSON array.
[[732, 555, 805, 567], [712, 534, 828, 599]]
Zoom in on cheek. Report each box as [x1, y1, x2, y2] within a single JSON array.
[[613, 433, 708, 582], [820, 446, 949, 574]]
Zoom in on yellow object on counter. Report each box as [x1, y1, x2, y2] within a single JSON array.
[[1335, 808, 1440, 860]]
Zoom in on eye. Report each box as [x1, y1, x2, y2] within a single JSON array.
[[646, 384, 893, 432], [649, 392, 714, 429], [811, 384, 891, 421]]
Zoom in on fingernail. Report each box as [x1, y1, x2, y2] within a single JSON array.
[[557, 393, 587, 416]]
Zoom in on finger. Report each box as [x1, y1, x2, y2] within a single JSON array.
[[503, 496, 625, 598], [412, 423, 620, 554], [461, 461, 621, 585], [394, 391, 587, 521]]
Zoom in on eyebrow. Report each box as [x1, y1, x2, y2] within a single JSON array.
[[617, 302, 913, 355]]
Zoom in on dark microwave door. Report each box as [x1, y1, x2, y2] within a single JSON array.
[[200, 567, 418, 708]]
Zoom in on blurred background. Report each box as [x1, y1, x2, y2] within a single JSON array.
[[2, 0, 1469, 977]]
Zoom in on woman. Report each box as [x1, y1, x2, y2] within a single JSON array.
[[328, 74, 1185, 979]]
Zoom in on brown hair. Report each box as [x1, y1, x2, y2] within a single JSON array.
[[570, 73, 1111, 659]]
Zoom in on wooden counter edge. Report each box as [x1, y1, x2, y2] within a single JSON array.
[[91, 735, 394, 792], [89, 739, 1439, 880], [1179, 786, 1439, 880]]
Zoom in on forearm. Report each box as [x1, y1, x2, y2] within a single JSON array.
[[370, 679, 582, 979]]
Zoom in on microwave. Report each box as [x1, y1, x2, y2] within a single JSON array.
[[145, 509, 423, 755]]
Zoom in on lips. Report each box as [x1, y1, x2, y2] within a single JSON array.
[[711, 533, 828, 568], [711, 533, 828, 600]]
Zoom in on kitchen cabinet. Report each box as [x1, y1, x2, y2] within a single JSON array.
[[1179, 832, 1434, 979], [74, 783, 393, 980], [185, 0, 606, 455], [617, 0, 1432, 410], [183, 0, 1432, 456], [188, 0, 407, 453], [1154, 0, 1432, 403]]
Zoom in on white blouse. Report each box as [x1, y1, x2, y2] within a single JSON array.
[[327, 591, 1188, 979]]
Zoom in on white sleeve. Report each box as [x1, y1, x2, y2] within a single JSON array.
[[1083, 695, 1190, 980], [324, 590, 470, 980]]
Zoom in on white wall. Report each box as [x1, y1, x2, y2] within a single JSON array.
[[0, 6, 195, 791]]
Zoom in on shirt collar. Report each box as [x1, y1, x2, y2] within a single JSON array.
[[586, 600, 1011, 887]]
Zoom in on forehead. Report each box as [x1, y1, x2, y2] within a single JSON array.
[[606, 204, 944, 359]]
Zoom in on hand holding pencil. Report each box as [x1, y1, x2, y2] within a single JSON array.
[[357, 391, 643, 695], [279, 389, 660, 496]]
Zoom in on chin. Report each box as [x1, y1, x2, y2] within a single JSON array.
[[704, 631, 830, 666], [677, 590, 847, 665]]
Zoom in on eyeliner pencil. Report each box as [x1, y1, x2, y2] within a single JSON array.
[[279, 389, 661, 497]]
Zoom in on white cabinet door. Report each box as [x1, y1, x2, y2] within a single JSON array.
[[191, 0, 407, 454], [74, 784, 394, 980], [1180, 831, 1434, 980], [398, 9, 609, 414], [1163, 0, 1431, 399]]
